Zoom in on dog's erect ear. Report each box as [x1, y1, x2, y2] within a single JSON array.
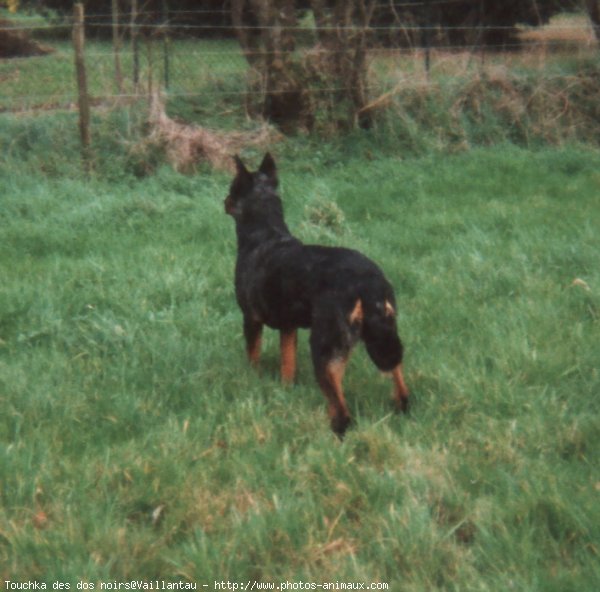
[[258, 152, 278, 186], [234, 155, 250, 177], [232, 155, 253, 193]]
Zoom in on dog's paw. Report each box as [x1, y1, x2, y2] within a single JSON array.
[[331, 414, 352, 439], [394, 395, 410, 415]]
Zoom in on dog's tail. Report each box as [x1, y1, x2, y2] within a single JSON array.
[[351, 280, 409, 412], [359, 287, 404, 372]]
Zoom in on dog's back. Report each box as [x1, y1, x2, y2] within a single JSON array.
[[225, 153, 409, 436]]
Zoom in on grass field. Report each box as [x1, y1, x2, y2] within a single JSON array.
[[1, 106, 599, 589]]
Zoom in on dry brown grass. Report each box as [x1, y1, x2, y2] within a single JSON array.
[[518, 14, 596, 47], [146, 93, 283, 173], [359, 13, 600, 150]]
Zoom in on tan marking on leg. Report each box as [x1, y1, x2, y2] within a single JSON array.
[[384, 300, 396, 318], [349, 299, 363, 324], [280, 330, 297, 384], [391, 363, 410, 412]]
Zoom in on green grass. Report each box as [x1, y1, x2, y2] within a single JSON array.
[[1, 115, 599, 589], [0, 38, 248, 111]]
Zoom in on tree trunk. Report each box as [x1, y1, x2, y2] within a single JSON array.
[[310, 0, 376, 129], [231, 0, 262, 67], [230, 0, 376, 132], [232, 0, 312, 132]]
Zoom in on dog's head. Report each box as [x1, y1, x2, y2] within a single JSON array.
[[224, 153, 279, 219]]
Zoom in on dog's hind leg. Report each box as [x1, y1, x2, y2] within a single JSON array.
[[243, 315, 263, 367], [391, 364, 410, 413], [280, 329, 297, 384], [313, 354, 351, 437], [310, 298, 359, 437], [362, 300, 410, 413]]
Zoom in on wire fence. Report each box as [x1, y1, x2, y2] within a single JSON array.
[[1, 6, 598, 116]]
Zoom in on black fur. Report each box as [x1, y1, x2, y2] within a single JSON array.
[[225, 153, 409, 436]]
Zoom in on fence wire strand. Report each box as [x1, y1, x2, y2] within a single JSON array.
[[1, 7, 598, 113]]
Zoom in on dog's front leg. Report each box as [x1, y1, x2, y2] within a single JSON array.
[[244, 316, 263, 367], [280, 329, 297, 384]]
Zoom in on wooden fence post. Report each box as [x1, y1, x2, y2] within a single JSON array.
[[73, 3, 92, 174]]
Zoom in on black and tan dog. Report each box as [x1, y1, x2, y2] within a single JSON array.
[[224, 153, 409, 436]]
